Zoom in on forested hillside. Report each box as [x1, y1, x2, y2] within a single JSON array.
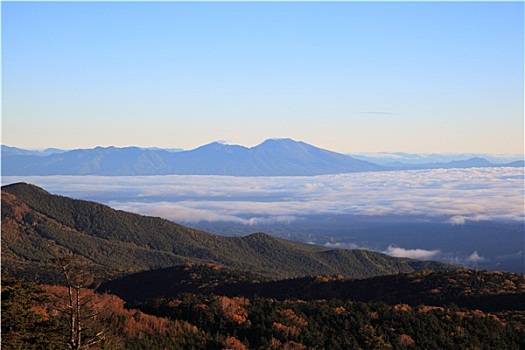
[[2, 182, 456, 283], [2, 183, 524, 349], [1, 275, 211, 349], [3, 267, 525, 350], [99, 264, 525, 313]]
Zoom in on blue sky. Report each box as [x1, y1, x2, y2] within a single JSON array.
[[2, 1, 523, 154]]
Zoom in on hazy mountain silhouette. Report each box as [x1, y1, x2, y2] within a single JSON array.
[[352, 152, 523, 169], [382, 157, 498, 170], [2, 139, 382, 176], [1, 145, 66, 157], [3, 139, 522, 176]]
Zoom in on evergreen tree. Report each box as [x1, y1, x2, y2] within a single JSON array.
[[1, 274, 64, 349]]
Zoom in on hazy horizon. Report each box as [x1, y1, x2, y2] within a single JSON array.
[[2, 2, 523, 154], [3, 140, 524, 160]]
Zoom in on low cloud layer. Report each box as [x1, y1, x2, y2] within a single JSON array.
[[383, 245, 440, 260], [466, 251, 485, 262], [3, 167, 523, 225]]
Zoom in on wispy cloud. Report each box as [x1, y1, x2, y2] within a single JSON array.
[[362, 111, 395, 115]]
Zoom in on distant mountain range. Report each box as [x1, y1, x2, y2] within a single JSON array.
[[2, 182, 455, 283], [1, 139, 382, 176], [2, 139, 523, 176], [374, 156, 524, 170], [351, 151, 524, 165], [352, 152, 525, 170]]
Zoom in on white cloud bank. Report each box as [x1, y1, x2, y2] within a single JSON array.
[[3, 167, 524, 225], [383, 245, 441, 260]]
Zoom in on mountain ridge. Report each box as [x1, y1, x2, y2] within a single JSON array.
[[4, 140, 522, 176], [1, 182, 457, 283], [2, 138, 525, 176], [352, 152, 524, 169], [3, 139, 383, 176]]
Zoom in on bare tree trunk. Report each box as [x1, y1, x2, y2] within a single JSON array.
[[62, 263, 78, 349], [76, 284, 81, 349], [53, 255, 103, 350]]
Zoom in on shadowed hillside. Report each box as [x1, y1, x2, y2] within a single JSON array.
[[99, 264, 525, 313]]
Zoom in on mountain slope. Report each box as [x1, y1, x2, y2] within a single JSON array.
[[1, 183, 456, 283], [2, 139, 382, 176], [246, 139, 382, 175]]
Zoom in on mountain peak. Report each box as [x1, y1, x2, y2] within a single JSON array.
[[253, 138, 317, 154], [260, 138, 298, 144], [257, 138, 304, 148], [191, 141, 248, 154], [1, 182, 50, 196], [244, 232, 276, 241]]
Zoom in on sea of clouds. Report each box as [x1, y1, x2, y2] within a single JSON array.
[[3, 167, 524, 266], [3, 167, 523, 226]]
